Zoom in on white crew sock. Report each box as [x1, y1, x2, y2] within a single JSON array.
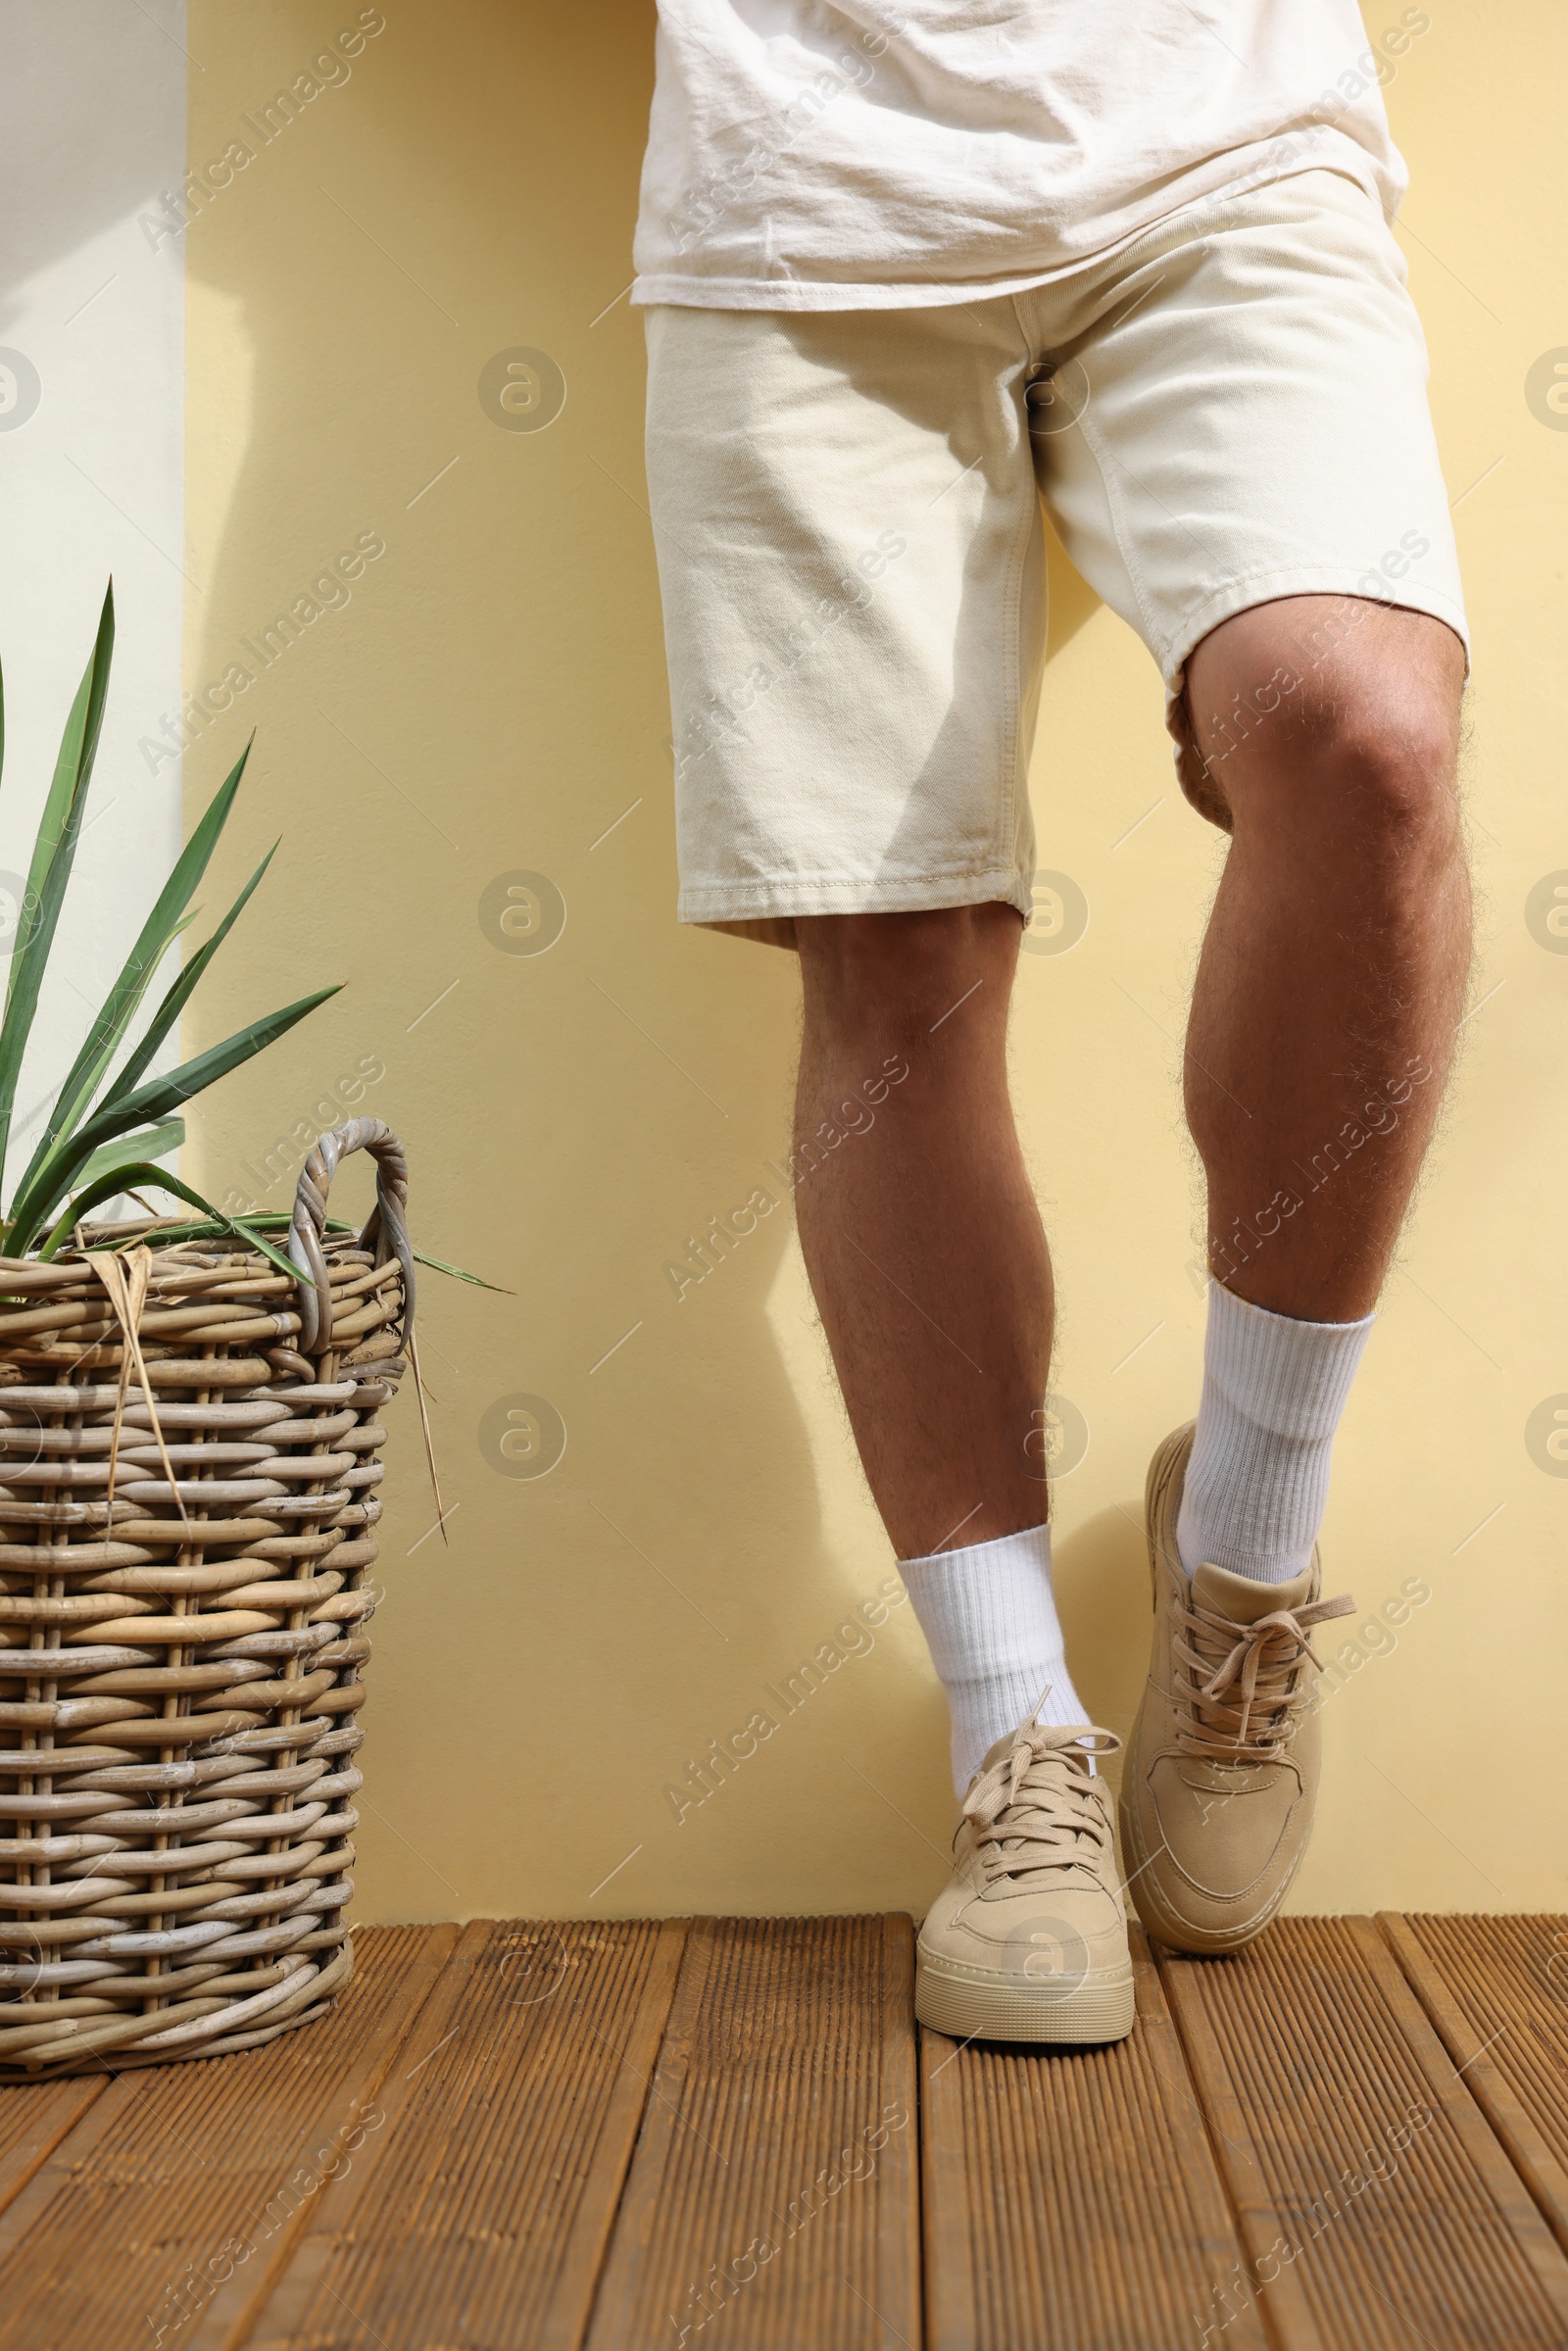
[[899, 1522, 1090, 1797], [1176, 1281, 1374, 1586]]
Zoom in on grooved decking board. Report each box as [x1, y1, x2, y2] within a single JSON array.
[[0, 2072, 106, 2224], [1159, 1916, 1568, 2350], [245, 1917, 689, 2351], [7, 1908, 1567, 2350], [584, 1915, 920, 2351], [1383, 1912, 1568, 2258], [0, 1922, 457, 2351], [921, 1925, 1270, 2351]]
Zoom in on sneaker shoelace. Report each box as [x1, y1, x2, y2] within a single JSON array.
[[1172, 1583, 1354, 1760], [961, 1723, 1121, 1894]]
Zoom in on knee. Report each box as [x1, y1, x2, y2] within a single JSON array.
[[1310, 687, 1456, 855], [1214, 670, 1462, 886], [1189, 600, 1466, 882], [797, 904, 1020, 1043]]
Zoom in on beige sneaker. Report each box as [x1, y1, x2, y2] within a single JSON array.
[[1120, 1423, 1354, 1955], [915, 1711, 1135, 2044]]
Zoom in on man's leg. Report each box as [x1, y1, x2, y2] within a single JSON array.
[[1120, 593, 1469, 1954], [793, 905, 1046, 1561], [1175, 596, 1470, 1587], [793, 906, 1090, 1792], [795, 910, 1133, 2045], [1185, 595, 1470, 1320]]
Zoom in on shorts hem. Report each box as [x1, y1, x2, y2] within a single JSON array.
[[1160, 567, 1470, 704], [679, 869, 1034, 936]]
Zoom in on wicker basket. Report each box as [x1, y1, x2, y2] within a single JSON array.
[[0, 1116, 416, 2075]]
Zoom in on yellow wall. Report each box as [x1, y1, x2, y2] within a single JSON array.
[[182, 2, 1567, 1923]]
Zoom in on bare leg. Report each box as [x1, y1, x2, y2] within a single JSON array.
[[793, 906, 1050, 1560], [1182, 597, 1470, 1317]]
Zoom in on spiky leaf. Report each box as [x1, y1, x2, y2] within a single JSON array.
[[100, 842, 277, 1111], [411, 1249, 509, 1294], [0, 585, 115, 1176], [6, 984, 340, 1253], [36, 1161, 299, 1280], [11, 739, 255, 1207], [73, 1117, 185, 1193]]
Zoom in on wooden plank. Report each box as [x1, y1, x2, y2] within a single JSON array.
[[1381, 1911, 1568, 2259], [1159, 1915, 1568, 2349], [247, 1916, 689, 2351], [585, 1914, 920, 2351], [0, 1922, 456, 2351], [921, 1924, 1272, 2351], [0, 2072, 107, 2225], [196, 1923, 463, 2351]]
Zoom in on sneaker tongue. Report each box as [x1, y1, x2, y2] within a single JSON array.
[[1192, 1557, 1316, 1624]]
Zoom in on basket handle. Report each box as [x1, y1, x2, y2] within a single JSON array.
[[288, 1117, 416, 1355]]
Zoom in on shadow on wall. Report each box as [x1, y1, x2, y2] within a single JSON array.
[[1053, 1506, 1152, 1807], [176, 0, 1106, 1920]]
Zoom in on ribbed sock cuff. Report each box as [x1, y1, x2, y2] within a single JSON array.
[[1202, 1280, 1373, 1440], [901, 1522, 1089, 1792], [1177, 1280, 1373, 1584], [901, 1523, 1063, 1683]]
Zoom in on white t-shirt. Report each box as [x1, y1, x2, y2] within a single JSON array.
[[632, 2, 1418, 311]]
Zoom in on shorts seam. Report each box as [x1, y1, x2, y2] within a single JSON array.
[[998, 470, 1038, 886], [998, 300, 1038, 881], [1073, 401, 1162, 647]]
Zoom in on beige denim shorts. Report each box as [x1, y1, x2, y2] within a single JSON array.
[[642, 168, 1468, 944]]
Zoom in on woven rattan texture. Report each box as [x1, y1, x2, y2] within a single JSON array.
[[0, 1141, 408, 2076]]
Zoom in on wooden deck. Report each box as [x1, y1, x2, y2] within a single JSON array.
[[4, 1912, 1568, 2349]]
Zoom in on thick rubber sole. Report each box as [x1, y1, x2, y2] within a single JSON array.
[[915, 1954, 1136, 2045]]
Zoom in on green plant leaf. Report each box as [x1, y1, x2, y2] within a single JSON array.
[[98, 1212, 345, 1232], [35, 1160, 191, 1255], [94, 1209, 355, 1238], [73, 1117, 185, 1193], [220, 1216, 302, 1284], [5, 982, 340, 1254], [8, 908, 198, 1212], [36, 1161, 300, 1282], [411, 1248, 511, 1294], [0, 585, 116, 1182], [3, 583, 114, 1013], [84, 1210, 361, 1254], [99, 840, 277, 1112], [79, 1216, 486, 1296], [11, 739, 256, 1208]]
